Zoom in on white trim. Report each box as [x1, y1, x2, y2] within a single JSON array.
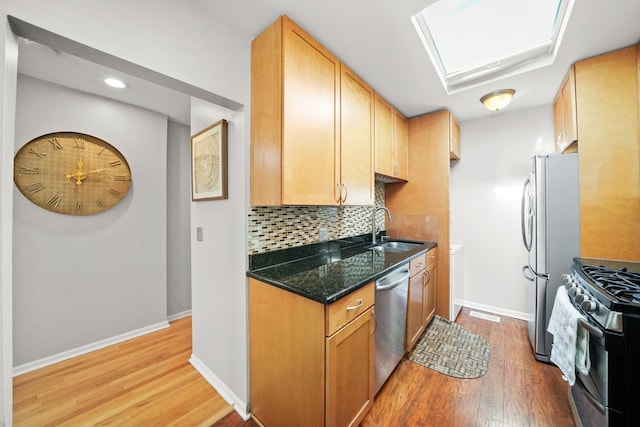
[[189, 354, 250, 421], [168, 309, 192, 322], [461, 300, 529, 322], [13, 320, 169, 377]]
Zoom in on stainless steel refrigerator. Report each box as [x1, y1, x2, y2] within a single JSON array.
[[521, 153, 579, 362]]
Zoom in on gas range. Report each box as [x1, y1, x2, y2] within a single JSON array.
[[563, 257, 640, 427], [564, 258, 640, 333]]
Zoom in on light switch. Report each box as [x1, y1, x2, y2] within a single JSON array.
[[196, 227, 203, 241]]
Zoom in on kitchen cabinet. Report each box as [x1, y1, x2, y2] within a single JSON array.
[[449, 114, 461, 160], [553, 65, 578, 153], [406, 253, 427, 351], [573, 45, 640, 262], [250, 15, 374, 206], [340, 64, 375, 205], [423, 248, 437, 325], [374, 94, 408, 181], [249, 278, 375, 426], [406, 248, 437, 351], [386, 110, 455, 320]]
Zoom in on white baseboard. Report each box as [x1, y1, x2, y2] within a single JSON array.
[[461, 300, 529, 321], [13, 320, 170, 377], [189, 354, 250, 421], [167, 309, 192, 322]]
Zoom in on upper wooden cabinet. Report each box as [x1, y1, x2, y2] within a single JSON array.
[[574, 45, 640, 262], [374, 94, 409, 181], [553, 65, 578, 153], [393, 109, 409, 180], [449, 114, 461, 160], [250, 15, 374, 206], [340, 64, 375, 206]]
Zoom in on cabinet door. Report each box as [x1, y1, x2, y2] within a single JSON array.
[[423, 263, 437, 325], [552, 91, 565, 152], [406, 270, 425, 352], [340, 64, 374, 206], [374, 94, 394, 177], [449, 113, 461, 160], [326, 308, 375, 427], [561, 66, 578, 145], [282, 18, 340, 205], [393, 110, 409, 179]]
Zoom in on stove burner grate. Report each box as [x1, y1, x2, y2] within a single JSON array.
[[581, 265, 640, 304]]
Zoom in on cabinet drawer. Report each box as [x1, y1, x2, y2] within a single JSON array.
[[427, 248, 437, 267], [409, 254, 427, 277], [326, 282, 374, 336]]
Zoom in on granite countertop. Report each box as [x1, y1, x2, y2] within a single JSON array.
[[247, 234, 437, 304]]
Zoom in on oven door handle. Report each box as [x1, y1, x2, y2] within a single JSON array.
[[578, 317, 604, 339]]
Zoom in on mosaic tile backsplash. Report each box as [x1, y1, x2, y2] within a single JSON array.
[[248, 183, 387, 254]]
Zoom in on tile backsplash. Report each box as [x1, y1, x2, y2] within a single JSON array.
[[248, 183, 386, 254]]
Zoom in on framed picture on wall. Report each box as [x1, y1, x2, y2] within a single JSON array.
[[191, 119, 228, 201]]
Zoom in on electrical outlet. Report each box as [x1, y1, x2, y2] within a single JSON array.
[[319, 227, 328, 242], [196, 227, 203, 241]]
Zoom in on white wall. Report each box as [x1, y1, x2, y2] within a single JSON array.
[[1, 1, 251, 424], [13, 75, 168, 366], [450, 105, 555, 319], [167, 120, 192, 318], [0, 16, 19, 425], [189, 98, 249, 415]]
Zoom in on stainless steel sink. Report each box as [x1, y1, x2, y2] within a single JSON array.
[[370, 241, 421, 253]]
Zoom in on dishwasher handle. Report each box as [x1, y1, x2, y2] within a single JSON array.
[[376, 270, 410, 291]]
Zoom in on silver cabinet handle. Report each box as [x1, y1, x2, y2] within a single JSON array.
[[341, 182, 348, 203], [335, 182, 341, 203], [346, 299, 363, 311]]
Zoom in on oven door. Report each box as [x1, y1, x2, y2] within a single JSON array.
[[570, 318, 608, 427]]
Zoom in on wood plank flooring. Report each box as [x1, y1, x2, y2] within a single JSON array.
[[218, 308, 576, 427], [14, 309, 576, 426], [13, 316, 234, 426]]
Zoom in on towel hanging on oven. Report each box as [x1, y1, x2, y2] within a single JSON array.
[[547, 286, 590, 385]]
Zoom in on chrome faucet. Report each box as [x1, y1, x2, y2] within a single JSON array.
[[372, 206, 392, 244]]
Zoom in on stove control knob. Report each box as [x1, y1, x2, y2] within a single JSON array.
[[561, 274, 574, 289], [580, 299, 598, 314], [568, 287, 582, 298], [575, 293, 589, 304]]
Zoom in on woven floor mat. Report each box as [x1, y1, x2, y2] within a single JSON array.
[[408, 315, 490, 379]]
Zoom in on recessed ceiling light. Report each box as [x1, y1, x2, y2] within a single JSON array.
[[104, 77, 127, 89]]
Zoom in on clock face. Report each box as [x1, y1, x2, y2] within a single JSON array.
[[14, 132, 132, 216]]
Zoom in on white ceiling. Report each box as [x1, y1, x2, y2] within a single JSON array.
[[16, 0, 640, 124]]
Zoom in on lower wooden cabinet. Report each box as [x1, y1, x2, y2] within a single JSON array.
[[249, 278, 375, 427], [406, 248, 438, 352]]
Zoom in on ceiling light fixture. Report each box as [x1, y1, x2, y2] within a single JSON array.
[[104, 77, 127, 89], [480, 89, 515, 112]]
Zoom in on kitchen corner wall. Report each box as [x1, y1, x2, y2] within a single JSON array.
[[248, 183, 386, 254]]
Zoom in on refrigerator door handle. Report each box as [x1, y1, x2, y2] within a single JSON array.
[[521, 178, 533, 251], [527, 261, 549, 280], [522, 265, 535, 281]]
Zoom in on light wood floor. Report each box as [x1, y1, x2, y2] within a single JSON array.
[[13, 316, 234, 426], [217, 308, 576, 427]]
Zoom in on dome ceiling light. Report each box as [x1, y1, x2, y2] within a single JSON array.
[[480, 89, 516, 112]]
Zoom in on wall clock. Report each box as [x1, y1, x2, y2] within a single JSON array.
[[14, 131, 132, 216]]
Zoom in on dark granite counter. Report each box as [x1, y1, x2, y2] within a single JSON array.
[[247, 234, 437, 304]]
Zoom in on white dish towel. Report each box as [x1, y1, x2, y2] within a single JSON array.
[[547, 286, 589, 385]]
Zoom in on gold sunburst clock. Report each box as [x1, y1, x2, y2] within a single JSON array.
[[14, 131, 132, 215]]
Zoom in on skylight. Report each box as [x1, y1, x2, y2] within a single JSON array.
[[411, 0, 574, 93]]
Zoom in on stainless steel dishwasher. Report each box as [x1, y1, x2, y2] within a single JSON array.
[[374, 262, 410, 395]]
